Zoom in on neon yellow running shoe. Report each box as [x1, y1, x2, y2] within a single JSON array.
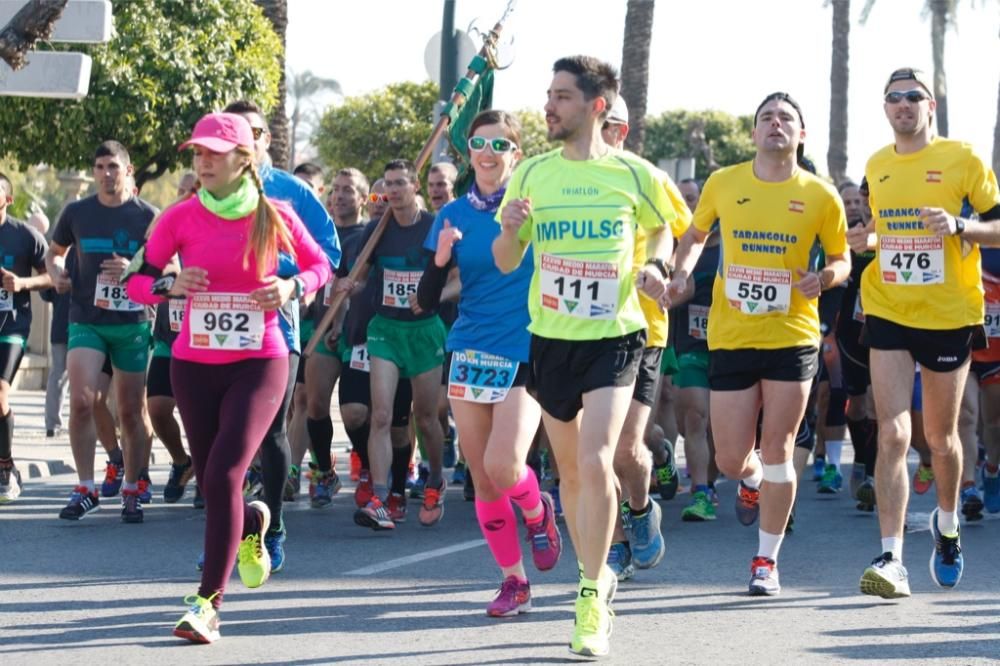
[[173, 593, 220, 643], [569, 592, 613, 657], [237, 500, 271, 588]]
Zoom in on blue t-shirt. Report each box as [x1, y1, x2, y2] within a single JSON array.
[[260, 161, 340, 353], [424, 196, 533, 363]]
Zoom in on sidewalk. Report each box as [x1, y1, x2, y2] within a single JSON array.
[[8, 389, 351, 479]]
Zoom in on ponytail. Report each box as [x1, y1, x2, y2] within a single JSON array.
[[242, 149, 295, 279]]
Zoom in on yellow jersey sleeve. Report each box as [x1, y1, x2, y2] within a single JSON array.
[[860, 138, 994, 329], [692, 173, 719, 234]]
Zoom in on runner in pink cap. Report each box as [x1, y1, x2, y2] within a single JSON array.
[[125, 111, 330, 644]]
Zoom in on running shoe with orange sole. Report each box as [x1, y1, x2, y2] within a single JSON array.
[[913, 464, 935, 495], [354, 496, 395, 530], [419, 478, 447, 526]]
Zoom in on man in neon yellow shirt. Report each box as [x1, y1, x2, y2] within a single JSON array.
[[493, 55, 676, 658], [853, 68, 1000, 598]]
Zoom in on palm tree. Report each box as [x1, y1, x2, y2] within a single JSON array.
[[288, 69, 342, 167], [619, 0, 655, 155], [254, 0, 290, 167], [861, 0, 959, 137], [827, 0, 851, 184], [926, 0, 958, 136]]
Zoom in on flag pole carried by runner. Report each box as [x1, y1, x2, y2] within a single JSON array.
[[304, 0, 516, 357]]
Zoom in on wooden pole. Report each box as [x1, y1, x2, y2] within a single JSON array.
[[304, 9, 510, 357]]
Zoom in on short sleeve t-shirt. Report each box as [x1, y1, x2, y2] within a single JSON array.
[[360, 210, 437, 322], [634, 169, 692, 348], [498, 149, 677, 341], [424, 196, 533, 363], [861, 137, 1000, 330], [672, 241, 720, 355], [52, 195, 157, 325], [692, 161, 848, 351], [0, 217, 48, 337]]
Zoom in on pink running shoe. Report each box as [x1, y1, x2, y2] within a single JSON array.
[[525, 491, 562, 571], [486, 576, 531, 617]]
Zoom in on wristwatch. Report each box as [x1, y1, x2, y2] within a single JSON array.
[[644, 257, 671, 279], [954, 218, 966, 236], [151, 274, 177, 298], [292, 277, 305, 300]]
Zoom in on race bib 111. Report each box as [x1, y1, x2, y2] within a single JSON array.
[[539, 254, 619, 320]]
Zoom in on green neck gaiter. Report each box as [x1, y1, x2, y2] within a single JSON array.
[[198, 175, 260, 219]]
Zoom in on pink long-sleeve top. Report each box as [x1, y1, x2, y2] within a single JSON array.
[[126, 196, 331, 364]]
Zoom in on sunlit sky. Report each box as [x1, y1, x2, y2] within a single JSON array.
[[287, 0, 999, 180]]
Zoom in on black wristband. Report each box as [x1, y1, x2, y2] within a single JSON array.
[[644, 257, 670, 279]]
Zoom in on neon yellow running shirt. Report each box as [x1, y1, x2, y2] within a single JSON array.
[[498, 149, 678, 341]]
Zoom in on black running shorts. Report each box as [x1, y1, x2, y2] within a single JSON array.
[[709, 346, 820, 392], [632, 346, 663, 407], [529, 330, 646, 422], [864, 314, 984, 373]]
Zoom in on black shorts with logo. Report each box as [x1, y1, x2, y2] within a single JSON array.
[[529, 330, 646, 422], [708, 346, 820, 392], [864, 314, 984, 373], [632, 346, 664, 407]]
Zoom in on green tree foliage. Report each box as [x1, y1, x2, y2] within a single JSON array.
[[0, 0, 282, 190], [315, 81, 439, 182], [643, 109, 756, 180], [512, 109, 559, 158]]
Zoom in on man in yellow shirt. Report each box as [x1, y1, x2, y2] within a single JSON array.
[[599, 96, 691, 580], [854, 67, 1000, 599], [667, 92, 850, 596]]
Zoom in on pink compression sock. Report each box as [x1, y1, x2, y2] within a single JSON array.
[[504, 467, 543, 524], [475, 496, 522, 568]]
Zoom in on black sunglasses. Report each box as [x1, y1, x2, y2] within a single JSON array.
[[885, 90, 928, 104]]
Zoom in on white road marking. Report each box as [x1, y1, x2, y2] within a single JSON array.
[[345, 538, 486, 575]]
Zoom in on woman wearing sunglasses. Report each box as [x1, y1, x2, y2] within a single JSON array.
[[418, 110, 562, 617], [125, 112, 330, 643]]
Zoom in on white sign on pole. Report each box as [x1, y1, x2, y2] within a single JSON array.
[[0, 0, 110, 99], [0, 51, 90, 99]]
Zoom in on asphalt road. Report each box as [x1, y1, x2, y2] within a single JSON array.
[[2, 392, 999, 665]]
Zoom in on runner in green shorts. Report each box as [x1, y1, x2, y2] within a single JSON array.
[[339, 158, 448, 531], [46, 140, 157, 522]]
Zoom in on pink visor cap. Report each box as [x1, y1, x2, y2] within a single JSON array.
[[179, 112, 254, 153]]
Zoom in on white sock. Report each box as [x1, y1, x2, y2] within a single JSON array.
[[757, 529, 784, 561], [881, 536, 904, 561], [825, 440, 844, 469], [742, 460, 764, 490], [936, 507, 960, 537], [81, 480, 95, 493]]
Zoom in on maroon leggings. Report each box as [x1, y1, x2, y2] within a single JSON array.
[[171, 356, 289, 607]]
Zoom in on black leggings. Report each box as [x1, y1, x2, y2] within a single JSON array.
[[171, 356, 288, 607], [258, 352, 298, 528]]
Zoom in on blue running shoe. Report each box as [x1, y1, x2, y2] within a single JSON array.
[[817, 464, 843, 494], [100, 458, 124, 498], [265, 521, 287, 573], [605, 542, 635, 581], [929, 508, 963, 588], [452, 462, 467, 485], [138, 469, 153, 504], [983, 469, 1000, 513], [629, 501, 665, 569], [960, 485, 984, 521], [812, 456, 825, 481]]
